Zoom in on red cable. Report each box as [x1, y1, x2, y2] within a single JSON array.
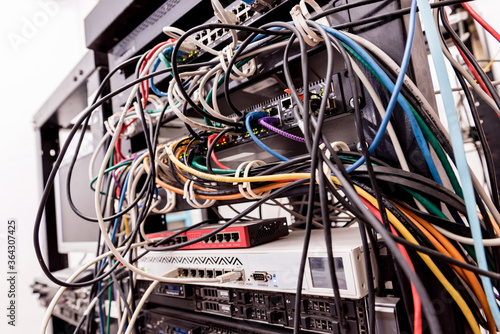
[[462, 3, 500, 44], [441, 10, 492, 98], [114, 40, 178, 162], [452, 39, 492, 98], [360, 197, 423, 334], [207, 134, 231, 170]]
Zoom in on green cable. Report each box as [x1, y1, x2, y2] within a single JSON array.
[[90, 161, 134, 191], [109, 147, 115, 168], [106, 277, 112, 334], [403, 187, 448, 219], [192, 156, 236, 174], [342, 42, 463, 198], [409, 105, 463, 198], [158, 52, 173, 77], [339, 155, 448, 218]]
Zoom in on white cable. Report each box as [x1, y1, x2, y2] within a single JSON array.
[[198, 65, 239, 123], [163, 26, 219, 56], [40, 241, 148, 333], [433, 224, 500, 246], [219, 46, 257, 81], [89, 133, 111, 181], [167, 74, 226, 132], [290, 5, 323, 46], [123, 280, 157, 334], [436, 80, 500, 93], [211, 0, 238, 48], [183, 179, 216, 208]]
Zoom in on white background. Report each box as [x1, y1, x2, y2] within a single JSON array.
[[0, 1, 499, 333]]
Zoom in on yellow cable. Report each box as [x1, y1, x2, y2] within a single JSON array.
[[397, 205, 496, 333], [124, 216, 130, 236], [355, 186, 481, 334], [167, 138, 315, 183], [483, 49, 500, 73]]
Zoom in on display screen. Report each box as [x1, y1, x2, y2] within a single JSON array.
[[309, 257, 347, 290]]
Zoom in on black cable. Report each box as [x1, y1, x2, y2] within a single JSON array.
[[266, 22, 331, 334], [205, 127, 234, 174], [323, 161, 443, 333], [170, 23, 290, 121], [141, 178, 308, 251], [110, 271, 134, 321], [221, 26, 290, 118], [73, 279, 114, 334], [144, 218, 231, 251], [65, 55, 144, 223], [318, 28, 379, 333], [439, 7, 500, 110], [454, 69, 500, 209], [310, 0, 474, 32]]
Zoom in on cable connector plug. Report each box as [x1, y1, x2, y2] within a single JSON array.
[[246, 111, 268, 122], [218, 270, 243, 283], [164, 267, 180, 278]]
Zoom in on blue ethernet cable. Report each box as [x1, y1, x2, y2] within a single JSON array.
[[322, 0, 442, 184], [246, 111, 289, 161], [149, 47, 173, 97]]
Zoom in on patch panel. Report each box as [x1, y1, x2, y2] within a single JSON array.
[[193, 2, 257, 48]]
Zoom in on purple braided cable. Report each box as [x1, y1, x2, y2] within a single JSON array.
[[258, 117, 306, 143]]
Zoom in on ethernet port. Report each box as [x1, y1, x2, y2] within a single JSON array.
[[181, 269, 189, 277], [231, 233, 240, 242], [198, 269, 205, 278], [215, 270, 223, 277], [223, 233, 231, 242], [190, 269, 197, 277], [269, 295, 283, 308], [269, 311, 285, 324], [281, 97, 292, 110], [209, 234, 217, 243], [216, 234, 224, 243], [175, 237, 182, 244], [269, 106, 279, 117], [206, 270, 214, 278], [181, 236, 188, 242]]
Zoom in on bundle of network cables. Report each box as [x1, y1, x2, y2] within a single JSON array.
[[33, 0, 500, 333]]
